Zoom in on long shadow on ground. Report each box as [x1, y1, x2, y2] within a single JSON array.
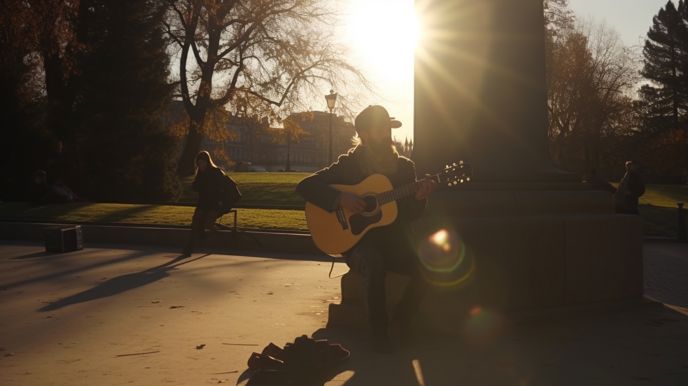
[[2, 249, 148, 291], [38, 253, 209, 312]]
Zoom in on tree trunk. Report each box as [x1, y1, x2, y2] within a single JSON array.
[[44, 52, 72, 140], [684, 125, 688, 181], [177, 117, 204, 176], [177, 61, 211, 176]]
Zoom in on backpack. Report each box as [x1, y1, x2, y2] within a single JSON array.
[[218, 174, 241, 214]]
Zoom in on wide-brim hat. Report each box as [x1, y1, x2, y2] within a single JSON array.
[[354, 105, 402, 133]]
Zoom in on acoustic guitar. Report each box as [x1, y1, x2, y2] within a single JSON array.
[[305, 162, 471, 254]]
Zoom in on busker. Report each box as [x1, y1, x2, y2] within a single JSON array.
[[296, 105, 437, 352]]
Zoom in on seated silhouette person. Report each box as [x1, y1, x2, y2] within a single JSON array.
[[183, 151, 241, 256]]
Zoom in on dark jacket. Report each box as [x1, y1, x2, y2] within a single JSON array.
[[614, 170, 645, 214], [296, 146, 426, 238], [192, 167, 227, 210]]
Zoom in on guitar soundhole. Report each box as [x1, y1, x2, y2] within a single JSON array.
[[362, 195, 378, 214], [349, 195, 381, 235], [349, 210, 382, 235]]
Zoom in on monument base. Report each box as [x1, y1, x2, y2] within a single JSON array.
[[327, 189, 643, 334]]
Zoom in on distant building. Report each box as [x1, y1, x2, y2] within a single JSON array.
[[275, 111, 356, 170], [168, 101, 411, 171], [394, 137, 414, 158], [198, 109, 355, 171]]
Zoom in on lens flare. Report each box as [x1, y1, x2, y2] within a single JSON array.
[[463, 305, 504, 346], [469, 305, 482, 317], [417, 227, 474, 287]]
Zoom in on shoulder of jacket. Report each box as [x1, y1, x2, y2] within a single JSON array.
[[211, 168, 226, 178], [345, 146, 361, 158], [333, 148, 359, 165], [397, 155, 415, 167]]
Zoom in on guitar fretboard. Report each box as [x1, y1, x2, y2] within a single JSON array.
[[373, 162, 468, 205], [376, 180, 427, 205]]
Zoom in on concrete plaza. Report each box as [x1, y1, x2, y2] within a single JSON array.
[[1, 240, 687, 385]]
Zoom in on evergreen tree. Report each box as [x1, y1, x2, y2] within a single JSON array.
[[640, 0, 688, 134], [74, 0, 180, 201], [679, 0, 688, 117]]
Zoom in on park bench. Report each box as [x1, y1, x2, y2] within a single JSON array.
[[218, 209, 238, 232]]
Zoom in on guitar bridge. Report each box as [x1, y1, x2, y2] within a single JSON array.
[[335, 208, 349, 230]]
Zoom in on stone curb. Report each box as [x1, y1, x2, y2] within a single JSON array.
[[0, 221, 328, 259]]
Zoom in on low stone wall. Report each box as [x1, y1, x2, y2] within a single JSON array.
[[327, 212, 643, 334], [0, 222, 325, 257]]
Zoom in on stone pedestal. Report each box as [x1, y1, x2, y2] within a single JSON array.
[[327, 271, 411, 330], [413, 0, 556, 181]]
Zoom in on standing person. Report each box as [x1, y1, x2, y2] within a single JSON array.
[[296, 105, 437, 352], [183, 151, 240, 256], [614, 161, 645, 214]]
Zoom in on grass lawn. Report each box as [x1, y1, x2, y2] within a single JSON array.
[[179, 172, 308, 208], [0, 202, 308, 232], [1, 173, 686, 237], [1, 172, 312, 232], [638, 184, 688, 238]]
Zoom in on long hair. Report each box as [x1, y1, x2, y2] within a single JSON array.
[[195, 150, 219, 175]]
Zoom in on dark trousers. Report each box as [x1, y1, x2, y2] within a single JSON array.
[[345, 228, 426, 336], [184, 207, 220, 253]]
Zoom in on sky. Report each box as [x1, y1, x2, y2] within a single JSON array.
[[568, 0, 672, 48], [339, 0, 673, 142]]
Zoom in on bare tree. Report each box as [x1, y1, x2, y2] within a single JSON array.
[[547, 21, 638, 172], [164, 0, 367, 175], [544, 0, 574, 40]]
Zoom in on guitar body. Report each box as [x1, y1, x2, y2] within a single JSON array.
[[305, 174, 398, 255], [304, 160, 471, 255]]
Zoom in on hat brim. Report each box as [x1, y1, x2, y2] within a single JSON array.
[[390, 118, 402, 129]]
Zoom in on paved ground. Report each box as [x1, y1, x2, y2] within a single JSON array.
[[1, 241, 687, 386], [644, 242, 688, 311]]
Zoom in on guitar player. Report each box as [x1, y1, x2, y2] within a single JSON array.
[[296, 105, 437, 352]]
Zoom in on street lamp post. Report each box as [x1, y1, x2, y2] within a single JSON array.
[[325, 89, 338, 164]]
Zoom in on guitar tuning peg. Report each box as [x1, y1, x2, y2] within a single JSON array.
[[466, 177, 471, 182]]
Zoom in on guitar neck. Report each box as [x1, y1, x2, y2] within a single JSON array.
[[376, 176, 437, 205]]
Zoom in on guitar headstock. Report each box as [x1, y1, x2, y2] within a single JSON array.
[[438, 160, 472, 188]]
